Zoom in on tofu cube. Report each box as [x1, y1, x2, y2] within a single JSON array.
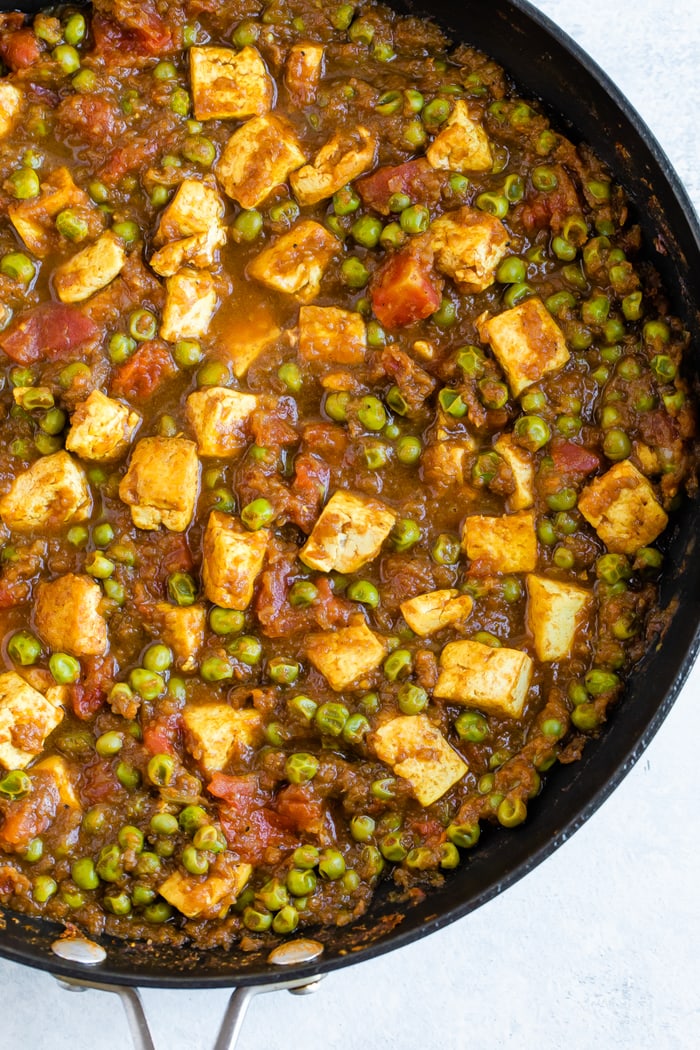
[[298, 305, 367, 366], [215, 302, 281, 378], [150, 228, 226, 278], [9, 166, 93, 258], [0, 451, 92, 534], [435, 639, 534, 719], [202, 510, 269, 609], [154, 178, 225, 243], [422, 439, 474, 486], [400, 589, 474, 637], [183, 702, 264, 773], [493, 434, 535, 511], [480, 297, 570, 397], [159, 859, 252, 920], [153, 602, 207, 672], [526, 574, 593, 662], [0, 672, 65, 770], [247, 220, 340, 302], [53, 231, 126, 304], [190, 45, 273, 121], [65, 390, 141, 462], [119, 436, 199, 532], [285, 42, 324, 105], [429, 207, 509, 293], [426, 100, 493, 173], [0, 82, 22, 140], [31, 755, 80, 809], [290, 126, 377, 206], [185, 387, 258, 457], [373, 714, 467, 806], [305, 622, 385, 691], [216, 113, 307, 210], [462, 510, 537, 574], [34, 574, 108, 657], [160, 268, 218, 342], [578, 460, 668, 554], [300, 491, 396, 573]]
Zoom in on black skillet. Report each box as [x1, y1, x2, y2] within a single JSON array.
[[0, 0, 699, 1045]]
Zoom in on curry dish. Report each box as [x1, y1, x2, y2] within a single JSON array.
[[0, 0, 695, 949]]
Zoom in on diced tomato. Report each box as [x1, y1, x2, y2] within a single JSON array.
[[550, 440, 601, 476], [91, 6, 172, 57], [0, 773, 59, 850], [0, 579, 30, 608], [81, 757, 124, 804], [211, 775, 298, 862], [110, 341, 176, 400], [57, 94, 122, 146], [0, 303, 98, 366], [518, 166, 582, 235], [370, 242, 443, 329], [274, 784, 325, 835], [71, 655, 117, 720], [208, 773, 259, 804], [357, 160, 446, 215], [0, 27, 41, 71], [160, 532, 194, 575], [288, 452, 329, 532], [142, 714, 182, 756]]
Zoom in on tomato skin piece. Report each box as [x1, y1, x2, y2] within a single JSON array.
[[0, 27, 41, 71], [110, 341, 176, 401], [370, 243, 443, 329], [0, 304, 98, 365], [550, 440, 601, 476]]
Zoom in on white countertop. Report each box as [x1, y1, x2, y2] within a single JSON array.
[[1, 2, 699, 1046]]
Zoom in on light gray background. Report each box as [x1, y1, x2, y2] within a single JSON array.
[[1, 1, 698, 1046]]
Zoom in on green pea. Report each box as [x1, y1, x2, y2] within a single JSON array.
[[363, 442, 388, 470], [241, 498, 274, 531], [286, 867, 317, 897], [513, 414, 551, 452], [34, 875, 58, 903], [209, 608, 245, 636], [315, 702, 349, 736], [168, 572, 197, 606], [143, 901, 173, 923], [391, 518, 421, 552], [622, 291, 643, 321], [332, 185, 361, 215], [288, 581, 318, 608], [341, 257, 370, 289], [438, 388, 467, 418], [379, 222, 406, 249], [1, 252, 36, 283], [104, 892, 132, 916], [380, 832, 407, 862], [496, 256, 527, 284], [400, 204, 430, 234], [53, 43, 81, 73], [108, 332, 137, 364], [403, 119, 427, 149], [497, 797, 528, 827], [277, 360, 302, 393], [383, 648, 412, 681], [432, 297, 457, 327], [228, 634, 262, 666], [357, 395, 387, 431], [603, 428, 631, 461], [268, 657, 300, 684], [431, 533, 460, 565], [142, 644, 173, 673], [371, 777, 396, 801], [170, 87, 191, 116], [181, 844, 209, 876], [257, 878, 289, 912], [272, 904, 299, 934], [285, 753, 319, 785], [342, 713, 370, 745], [532, 165, 558, 192], [347, 579, 380, 608], [243, 905, 272, 931], [585, 669, 619, 696], [350, 215, 383, 248], [129, 667, 164, 700], [475, 192, 509, 218], [447, 822, 480, 849], [150, 812, 178, 836], [95, 731, 123, 758], [182, 135, 216, 167], [232, 18, 260, 46], [571, 703, 599, 731], [49, 652, 80, 684], [64, 13, 86, 46], [8, 167, 40, 200], [397, 682, 428, 715], [319, 849, 346, 880], [129, 309, 157, 341], [85, 552, 115, 579], [8, 630, 41, 666], [287, 695, 317, 723], [199, 655, 233, 682], [232, 208, 263, 242], [421, 97, 450, 126], [0, 770, 31, 799], [455, 710, 488, 742]]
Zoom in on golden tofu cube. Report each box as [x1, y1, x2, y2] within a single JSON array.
[[290, 126, 377, 206], [215, 300, 281, 378], [159, 859, 252, 920], [190, 45, 273, 121], [0, 451, 92, 534], [160, 268, 218, 342], [185, 386, 258, 457], [32, 755, 80, 809], [9, 166, 92, 257], [247, 220, 340, 302], [0, 672, 65, 770], [422, 439, 475, 486], [493, 434, 535, 511], [34, 574, 108, 657], [435, 639, 533, 719], [65, 390, 141, 462], [426, 100, 493, 173], [119, 436, 200, 532], [305, 622, 385, 691], [150, 227, 226, 278], [202, 510, 269, 610], [53, 231, 126, 304], [578, 460, 668, 554], [0, 82, 22, 140], [153, 602, 207, 672], [285, 42, 324, 104], [154, 178, 225, 243], [480, 297, 570, 397], [216, 113, 307, 209], [526, 574, 593, 662], [300, 490, 396, 573], [400, 589, 474, 637], [429, 207, 509, 293], [373, 714, 467, 806], [463, 510, 537, 574], [298, 305, 367, 366], [183, 703, 264, 773]]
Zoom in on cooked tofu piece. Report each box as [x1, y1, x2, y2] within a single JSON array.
[[480, 297, 570, 397], [150, 227, 226, 278], [493, 434, 535, 511], [53, 231, 126, 304], [202, 510, 269, 609], [0, 451, 92, 534], [8, 166, 93, 257], [183, 703, 263, 773], [400, 589, 474, 637], [65, 390, 141, 462], [160, 268, 218, 342], [154, 179, 225, 244], [526, 574, 593, 662], [305, 622, 385, 691], [578, 460, 668, 554], [32, 755, 80, 808], [185, 387, 258, 457], [285, 42, 324, 105], [0, 672, 65, 770], [298, 305, 367, 366], [422, 439, 475, 486], [429, 207, 509, 293], [159, 859, 252, 920], [190, 45, 273, 121], [435, 639, 534, 719], [373, 714, 467, 806], [153, 602, 207, 672], [300, 491, 396, 573], [0, 82, 22, 140], [290, 126, 377, 206], [247, 220, 340, 302], [462, 510, 537, 574], [215, 303, 282, 378], [216, 113, 307, 210], [34, 574, 108, 657], [119, 436, 199, 532], [426, 100, 493, 173]]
